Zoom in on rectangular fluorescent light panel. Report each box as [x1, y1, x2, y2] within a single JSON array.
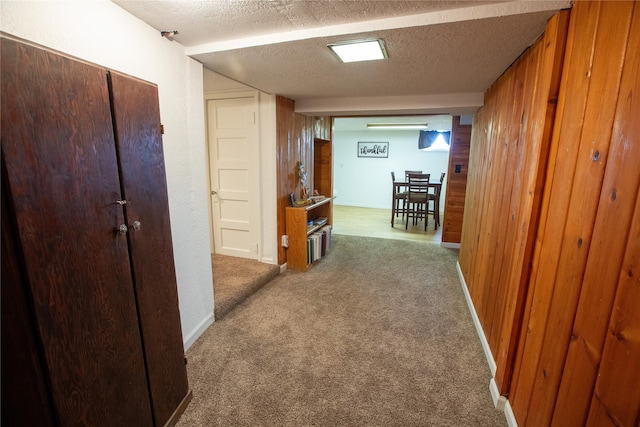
[[367, 123, 428, 130], [328, 39, 387, 63]]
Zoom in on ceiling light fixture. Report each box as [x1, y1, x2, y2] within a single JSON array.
[[328, 39, 388, 63], [367, 123, 428, 130]]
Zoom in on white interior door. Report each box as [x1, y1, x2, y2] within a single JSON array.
[[207, 95, 259, 259]]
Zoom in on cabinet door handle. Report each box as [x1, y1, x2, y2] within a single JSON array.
[[131, 221, 141, 231], [115, 200, 127, 205], [118, 224, 128, 234]]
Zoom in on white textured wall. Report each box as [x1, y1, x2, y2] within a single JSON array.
[[1, 0, 214, 350], [333, 130, 450, 209]]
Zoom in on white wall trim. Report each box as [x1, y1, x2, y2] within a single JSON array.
[[261, 256, 275, 264], [183, 313, 214, 351], [441, 242, 460, 249], [456, 260, 497, 375], [458, 260, 516, 426], [204, 89, 260, 100], [490, 378, 508, 411], [504, 399, 519, 427]]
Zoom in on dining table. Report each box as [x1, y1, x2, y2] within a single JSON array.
[[391, 181, 442, 229]]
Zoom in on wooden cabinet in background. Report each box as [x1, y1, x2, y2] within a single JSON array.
[[1, 37, 190, 426], [313, 137, 333, 225], [285, 198, 333, 271]]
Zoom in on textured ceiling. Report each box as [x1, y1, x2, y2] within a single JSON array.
[[113, 0, 571, 115], [115, 0, 506, 46]]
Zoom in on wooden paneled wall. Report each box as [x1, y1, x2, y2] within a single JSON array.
[[442, 116, 471, 244], [459, 7, 569, 395], [510, 1, 640, 425], [461, 1, 640, 425], [314, 116, 332, 141], [275, 95, 315, 265]]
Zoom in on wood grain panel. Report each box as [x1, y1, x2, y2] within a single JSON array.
[[458, 8, 569, 402], [314, 116, 332, 140], [442, 116, 471, 243], [512, 2, 636, 424], [1, 171, 56, 427], [314, 136, 333, 224], [586, 191, 640, 426], [276, 96, 319, 266], [276, 96, 296, 265], [109, 71, 190, 426], [0, 37, 153, 426], [552, 4, 640, 424], [494, 12, 570, 395]]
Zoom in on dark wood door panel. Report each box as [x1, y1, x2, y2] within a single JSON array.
[[1, 38, 153, 426], [109, 71, 189, 425], [1, 172, 56, 427]]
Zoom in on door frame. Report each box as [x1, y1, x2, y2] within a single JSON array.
[[204, 90, 262, 260]]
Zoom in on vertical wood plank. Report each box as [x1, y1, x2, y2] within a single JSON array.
[[442, 116, 471, 244], [586, 191, 640, 426], [485, 53, 530, 353], [276, 96, 317, 266], [553, 3, 640, 424], [276, 96, 296, 265], [494, 10, 569, 394], [517, 2, 634, 424], [458, 10, 569, 406], [510, 1, 603, 420]]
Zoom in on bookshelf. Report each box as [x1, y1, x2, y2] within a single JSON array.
[[285, 197, 333, 271]]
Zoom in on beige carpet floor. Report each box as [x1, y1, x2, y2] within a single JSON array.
[[212, 254, 280, 320], [179, 235, 506, 427]]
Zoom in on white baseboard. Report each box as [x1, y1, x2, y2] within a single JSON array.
[[457, 261, 517, 426], [490, 378, 508, 411], [280, 263, 287, 273], [440, 242, 461, 249], [456, 261, 497, 375], [504, 399, 519, 427], [183, 313, 214, 351], [260, 255, 275, 264]]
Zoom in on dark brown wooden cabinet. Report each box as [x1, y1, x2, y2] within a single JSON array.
[[1, 37, 191, 426]]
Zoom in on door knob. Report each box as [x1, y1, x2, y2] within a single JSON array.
[[131, 220, 141, 231], [118, 224, 128, 234]]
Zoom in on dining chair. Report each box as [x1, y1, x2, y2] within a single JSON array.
[[405, 173, 431, 231], [404, 170, 422, 181], [427, 173, 445, 229], [391, 172, 409, 227]]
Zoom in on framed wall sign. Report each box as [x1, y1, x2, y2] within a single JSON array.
[[358, 141, 389, 158]]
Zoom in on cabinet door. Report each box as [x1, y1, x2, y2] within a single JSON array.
[[109, 72, 190, 425], [1, 179, 56, 427], [0, 38, 154, 426]]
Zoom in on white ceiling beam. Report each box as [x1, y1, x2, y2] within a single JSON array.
[[185, 0, 570, 55], [294, 92, 485, 116]]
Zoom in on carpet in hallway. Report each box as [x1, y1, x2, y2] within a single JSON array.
[[212, 254, 280, 320], [179, 235, 506, 427]]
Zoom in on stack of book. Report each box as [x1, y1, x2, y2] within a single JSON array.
[[307, 216, 327, 233], [306, 224, 332, 264]]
